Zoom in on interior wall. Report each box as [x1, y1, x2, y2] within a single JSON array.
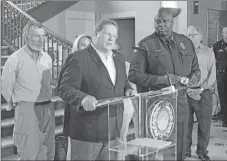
[[95, 1, 161, 45], [44, 1, 188, 45], [43, 1, 96, 39], [187, 0, 226, 45], [114, 19, 135, 61]]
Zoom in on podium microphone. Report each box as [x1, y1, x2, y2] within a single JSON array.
[[132, 46, 173, 87]]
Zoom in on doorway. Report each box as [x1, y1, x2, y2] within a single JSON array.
[[113, 18, 135, 62]]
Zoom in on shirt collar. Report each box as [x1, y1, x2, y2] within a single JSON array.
[[195, 43, 204, 52], [91, 43, 113, 58], [25, 44, 44, 60]]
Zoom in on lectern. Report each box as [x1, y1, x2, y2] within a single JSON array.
[[96, 86, 178, 160]]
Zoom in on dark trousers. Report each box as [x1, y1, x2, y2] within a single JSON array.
[[186, 90, 213, 155], [217, 74, 227, 114], [177, 114, 189, 161], [176, 91, 189, 161]]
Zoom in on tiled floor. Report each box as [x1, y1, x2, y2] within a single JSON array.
[[2, 120, 227, 160], [185, 119, 227, 160]]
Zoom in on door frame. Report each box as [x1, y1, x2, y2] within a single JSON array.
[[65, 11, 95, 42], [101, 11, 136, 46]]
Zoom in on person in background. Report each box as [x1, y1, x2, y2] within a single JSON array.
[[128, 8, 200, 161], [71, 34, 92, 53], [63, 34, 92, 160], [57, 19, 136, 160], [185, 26, 216, 161], [212, 26, 227, 127], [1, 21, 55, 160]]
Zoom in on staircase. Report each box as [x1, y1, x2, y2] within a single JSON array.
[[1, 1, 74, 159], [13, 0, 79, 23]]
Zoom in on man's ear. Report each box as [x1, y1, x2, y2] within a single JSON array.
[[171, 19, 174, 25]]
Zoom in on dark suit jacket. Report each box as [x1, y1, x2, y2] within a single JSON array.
[[57, 45, 132, 142]]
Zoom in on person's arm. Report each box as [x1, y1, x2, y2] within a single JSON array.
[[212, 43, 218, 60], [187, 42, 201, 86], [128, 43, 160, 88], [46, 54, 56, 86], [57, 54, 87, 111], [1, 56, 18, 105], [201, 49, 216, 90]]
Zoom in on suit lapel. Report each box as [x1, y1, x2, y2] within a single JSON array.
[[88, 45, 114, 85]]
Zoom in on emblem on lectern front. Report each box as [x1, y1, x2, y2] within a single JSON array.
[[147, 101, 175, 140]]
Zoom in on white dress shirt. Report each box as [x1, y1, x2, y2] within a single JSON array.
[[91, 43, 116, 85]]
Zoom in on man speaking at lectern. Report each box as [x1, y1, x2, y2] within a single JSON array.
[[57, 19, 135, 160], [128, 8, 200, 160]]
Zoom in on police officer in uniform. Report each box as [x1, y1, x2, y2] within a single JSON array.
[[128, 8, 200, 161], [212, 26, 227, 127]]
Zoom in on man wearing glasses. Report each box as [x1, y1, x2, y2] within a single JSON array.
[[185, 26, 216, 161], [2, 21, 55, 160], [129, 8, 200, 161], [57, 19, 135, 160]]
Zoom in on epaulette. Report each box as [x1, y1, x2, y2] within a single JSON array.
[[138, 33, 156, 46], [113, 50, 123, 56], [173, 31, 189, 40]]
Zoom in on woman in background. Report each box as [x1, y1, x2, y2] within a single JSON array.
[[71, 34, 91, 53]]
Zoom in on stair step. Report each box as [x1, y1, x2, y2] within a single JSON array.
[[1, 46, 9, 49], [1, 56, 8, 66], [1, 55, 10, 59], [1, 97, 63, 120], [1, 124, 63, 147], [1, 96, 62, 111], [1, 46, 9, 56], [1, 154, 18, 160], [1, 108, 64, 138], [1, 124, 63, 158], [1, 108, 64, 128]]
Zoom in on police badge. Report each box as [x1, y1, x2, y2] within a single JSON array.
[[179, 42, 186, 50]]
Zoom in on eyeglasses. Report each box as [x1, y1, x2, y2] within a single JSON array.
[[100, 32, 118, 40], [155, 19, 173, 25]]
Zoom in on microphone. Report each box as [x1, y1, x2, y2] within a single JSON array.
[[132, 46, 173, 87]]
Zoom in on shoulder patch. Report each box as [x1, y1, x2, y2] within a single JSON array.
[[179, 42, 186, 50], [139, 33, 156, 45]]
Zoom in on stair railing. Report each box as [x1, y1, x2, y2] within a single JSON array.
[[1, 1, 73, 82], [12, 0, 46, 12]]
